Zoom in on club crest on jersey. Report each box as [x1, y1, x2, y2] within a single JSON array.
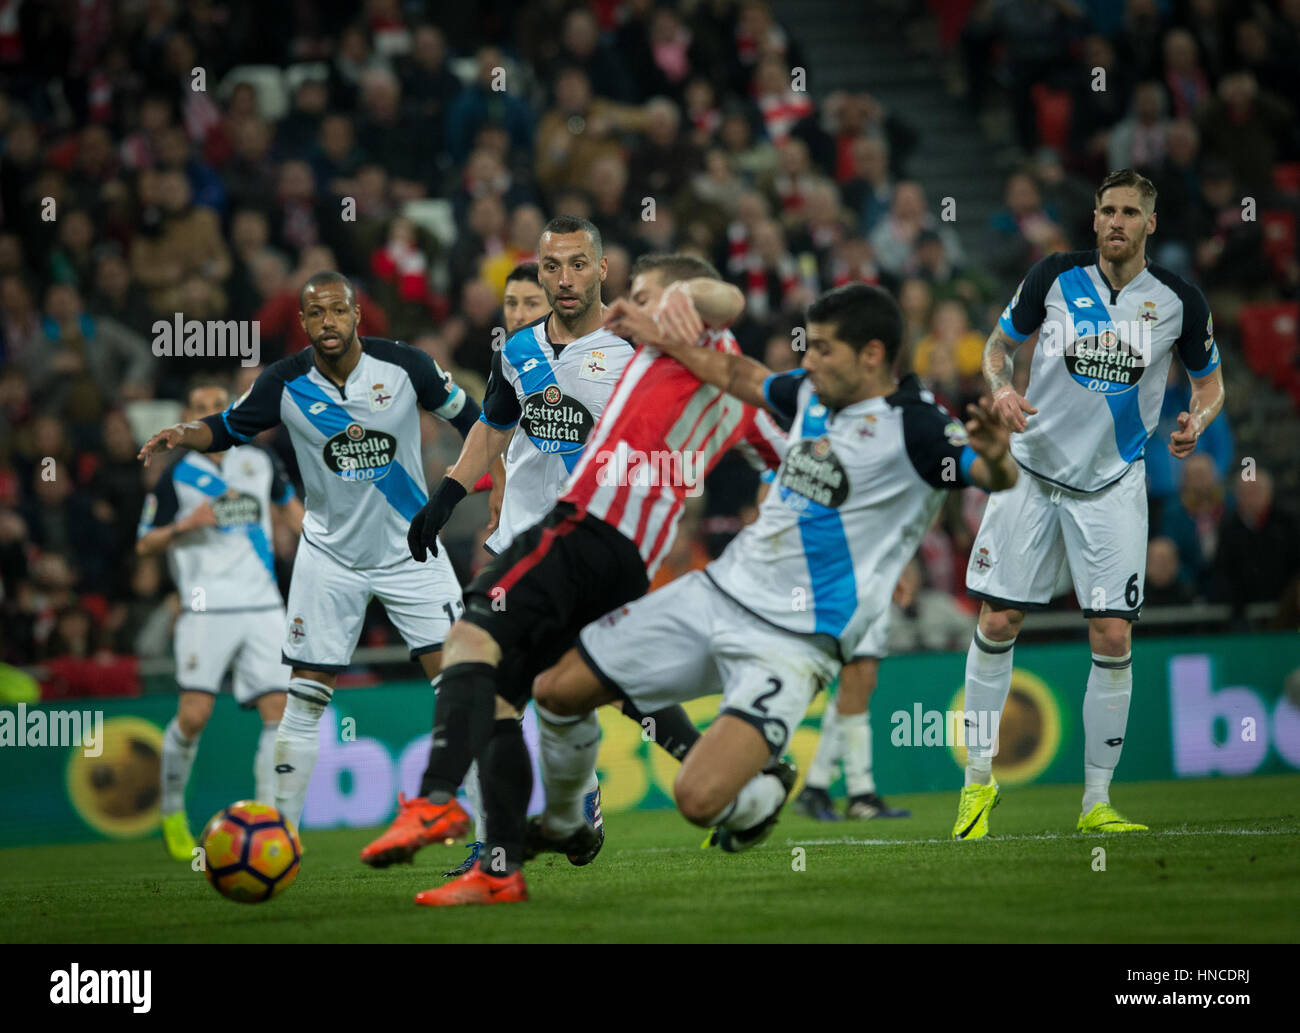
[[185, 653, 198, 671], [944, 421, 969, 447], [1139, 301, 1158, 324], [323, 423, 397, 481], [857, 414, 878, 438], [579, 350, 608, 381], [973, 546, 994, 572], [289, 616, 306, 643], [368, 382, 393, 411], [520, 387, 594, 454]]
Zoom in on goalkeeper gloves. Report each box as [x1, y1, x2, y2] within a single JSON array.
[[407, 476, 467, 561]]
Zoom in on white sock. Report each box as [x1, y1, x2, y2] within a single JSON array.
[[161, 717, 199, 815], [806, 695, 840, 790], [841, 710, 875, 797], [274, 680, 331, 830], [464, 760, 485, 842], [1082, 652, 1133, 813], [714, 772, 785, 830], [537, 706, 601, 838], [963, 629, 1015, 786], [253, 722, 277, 805]]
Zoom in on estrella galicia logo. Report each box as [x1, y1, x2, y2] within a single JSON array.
[[1064, 326, 1145, 393], [519, 386, 593, 455], [779, 437, 849, 508], [322, 422, 397, 481], [211, 491, 261, 529]]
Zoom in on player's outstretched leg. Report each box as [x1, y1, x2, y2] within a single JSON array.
[[677, 714, 795, 853], [1078, 618, 1146, 834], [160, 691, 213, 861], [953, 611, 1019, 840], [794, 694, 842, 821]]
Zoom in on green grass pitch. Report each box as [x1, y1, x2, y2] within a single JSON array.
[[3, 774, 1297, 943]]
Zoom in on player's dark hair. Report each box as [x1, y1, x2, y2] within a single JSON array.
[[1096, 169, 1157, 212], [185, 374, 231, 406], [299, 271, 356, 309], [806, 283, 903, 364], [630, 252, 722, 285], [541, 215, 603, 259], [505, 262, 539, 286]]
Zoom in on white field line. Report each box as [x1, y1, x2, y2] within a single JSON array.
[[613, 826, 1299, 855]]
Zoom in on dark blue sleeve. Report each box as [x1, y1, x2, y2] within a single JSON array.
[[902, 401, 976, 490], [761, 370, 806, 431], [138, 466, 179, 534], [480, 349, 521, 429], [997, 252, 1077, 343], [1172, 282, 1221, 378], [203, 365, 285, 450], [373, 338, 480, 439]]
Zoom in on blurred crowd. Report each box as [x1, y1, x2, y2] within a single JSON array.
[[0, 0, 1297, 692]]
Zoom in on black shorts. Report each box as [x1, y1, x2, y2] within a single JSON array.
[[462, 502, 649, 708]]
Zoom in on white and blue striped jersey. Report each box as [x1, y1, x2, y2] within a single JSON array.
[[138, 447, 293, 611], [706, 371, 975, 661], [202, 337, 479, 569], [479, 318, 633, 552], [998, 249, 1220, 493]]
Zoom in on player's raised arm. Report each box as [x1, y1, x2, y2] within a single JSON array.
[[137, 419, 214, 467], [604, 288, 774, 414]]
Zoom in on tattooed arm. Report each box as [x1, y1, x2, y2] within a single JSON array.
[[982, 325, 1038, 432]]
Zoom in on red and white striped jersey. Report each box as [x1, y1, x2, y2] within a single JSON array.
[[561, 330, 785, 577]]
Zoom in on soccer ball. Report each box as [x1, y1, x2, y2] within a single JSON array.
[[200, 801, 301, 903]]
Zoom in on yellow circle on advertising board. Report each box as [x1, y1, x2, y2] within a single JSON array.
[[948, 669, 1062, 786], [65, 716, 165, 838]]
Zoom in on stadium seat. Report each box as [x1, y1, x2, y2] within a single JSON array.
[[1238, 301, 1299, 382]]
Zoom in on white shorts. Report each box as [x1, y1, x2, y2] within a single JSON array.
[[966, 460, 1148, 618], [174, 608, 289, 707], [578, 571, 839, 754], [850, 609, 890, 661], [282, 537, 464, 671]]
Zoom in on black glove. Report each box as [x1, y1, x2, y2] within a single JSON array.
[[408, 476, 468, 561]]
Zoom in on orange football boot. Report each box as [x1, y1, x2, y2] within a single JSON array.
[[413, 865, 528, 907], [360, 792, 470, 868]]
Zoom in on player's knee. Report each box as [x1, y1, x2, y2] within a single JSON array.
[[673, 773, 723, 827], [177, 695, 213, 738], [257, 692, 286, 724], [979, 606, 1024, 642], [444, 620, 500, 667], [1090, 620, 1131, 658]]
